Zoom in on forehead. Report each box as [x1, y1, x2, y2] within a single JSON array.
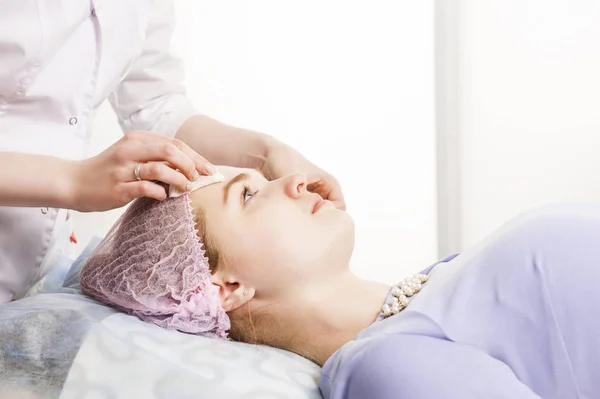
[[218, 165, 254, 180]]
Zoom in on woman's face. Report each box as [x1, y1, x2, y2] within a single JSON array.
[[189, 166, 354, 301]]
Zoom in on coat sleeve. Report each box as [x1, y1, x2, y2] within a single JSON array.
[[327, 334, 541, 399], [109, 0, 197, 137]]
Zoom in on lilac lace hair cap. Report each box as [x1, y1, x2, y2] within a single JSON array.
[[80, 194, 230, 338]]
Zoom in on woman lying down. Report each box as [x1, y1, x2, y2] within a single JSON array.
[[81, 166, 600, 399]]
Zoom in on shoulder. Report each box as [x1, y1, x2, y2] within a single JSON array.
[[464, 203, 600, 282], [321, 333, 542, 399], [486, 203, 600, 245], [321, 333, 443, 399]]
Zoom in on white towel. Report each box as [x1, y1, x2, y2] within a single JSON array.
[[168, 172, 225, 198]]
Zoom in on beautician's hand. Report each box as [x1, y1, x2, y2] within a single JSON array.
[[71, 130, 215, 212], [262, 142, 346, 210]]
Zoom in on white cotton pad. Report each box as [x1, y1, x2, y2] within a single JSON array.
[[169, 171, 225, 198]]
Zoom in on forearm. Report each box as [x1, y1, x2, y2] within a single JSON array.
[[0, 152, 76, 208], [175, 114, 277, 171]]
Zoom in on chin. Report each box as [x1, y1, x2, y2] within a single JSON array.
[[337, 210, 355, 233], [327, 213, 355, 265]]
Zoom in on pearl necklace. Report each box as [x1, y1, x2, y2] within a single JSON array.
[[381, 273, 429, 319]]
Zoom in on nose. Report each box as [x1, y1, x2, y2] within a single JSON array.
[[282, 173, 307, 199]]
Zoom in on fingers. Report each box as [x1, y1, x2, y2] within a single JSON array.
[[327, 186, 347, 211], [125, 131, 215, 179], [122, 181, 168, 202], [307, 177, 346, 210], [168, 138, 216, 176], [132, 142, 200, 182], [137, 162, 190, 193]]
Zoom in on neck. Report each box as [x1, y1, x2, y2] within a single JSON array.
[[282, 272, 391, 366]]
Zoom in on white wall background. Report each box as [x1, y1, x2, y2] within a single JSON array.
[[450, 0, 600, 249], [74, 0, 437, 283]]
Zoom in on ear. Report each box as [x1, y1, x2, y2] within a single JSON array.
[[211, 271, 255, 312]]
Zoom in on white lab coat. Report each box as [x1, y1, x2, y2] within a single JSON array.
[[0, 0, 197, 303]]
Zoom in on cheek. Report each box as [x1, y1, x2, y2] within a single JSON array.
[[246, 208, 350, 270], [218, 212, 304, 276], [214, 226, 272, 275], [213, 209, 354, 282]]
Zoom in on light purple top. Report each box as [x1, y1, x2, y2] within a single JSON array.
[[321, 204, 600, 399]]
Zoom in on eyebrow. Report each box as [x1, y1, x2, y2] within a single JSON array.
[[223, 173, 251, 205]]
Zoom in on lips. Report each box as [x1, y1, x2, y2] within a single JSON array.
[[311, 195, 322, 214], [311, 196, 331, 214]]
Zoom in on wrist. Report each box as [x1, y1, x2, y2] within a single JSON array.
[[0, 153, 82, 209], [259, 134, 282, 176], [228, 130, 280, 173], [56, 159, 81, 210], [259, 133, 279, 167]]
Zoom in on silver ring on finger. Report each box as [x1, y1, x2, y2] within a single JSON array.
[[134, 163, 144, 181]]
